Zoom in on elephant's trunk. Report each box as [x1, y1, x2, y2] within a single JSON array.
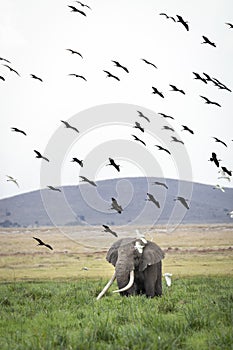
[[96, 272, 116, 300], [112, 270, 134, 293]]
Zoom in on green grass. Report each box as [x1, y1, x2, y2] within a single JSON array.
[[0, 277, 232, 349]]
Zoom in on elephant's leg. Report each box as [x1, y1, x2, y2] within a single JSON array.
[[154, 261, 162, 297], [143, 265, 157, 297]]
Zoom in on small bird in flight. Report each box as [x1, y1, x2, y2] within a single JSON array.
[[141, 59, 157, 69], [158, 113, 174, 120], [61, 120, 79, 133], [225, 22, 233, 28], [200, 96, 221, 107], [171, 136, 184, 144], [110, 197, 123, 214], [137, 110, 150, 122], [47, 186, 61, 192], [106, 158, 120, 172], [6, 175, 19, 187], [66, 49, 83, 58], [11, 127, 27, 136], [159, 13, 176, 21], [33, 237, 53, 250], [30, 74, 43, 82], [152, 86, 164, 98], [146, 193, 160, 208], [71, 158, 83, 167], [68, 5, 86, 16], [68, 74, 87, 81], [34, 150, 49, 162], [176, 15, 189, 31], [209, 152, 220, 168], [103, 70, 120, 81], [75, 1, 92, 10], [155, 145, 171, 155], [162, 126, 174, 132], [181, 125, 194, 134], [0, 57, 11, 64], [201, 36, 216, 47], [2, 64, 20, 76], [102, 225, 118, 237], [152, 181, 168, 189], [221, 166, 232, 176], [213, 184, 225, 192], [174, 196, 189, 209], [133, 121, 144, 133], [192, 72, 207, 84], [169, 84, 185, 95], [112, 60, 129, 73], [132, 134, 146, 146], [79, 176, 97, 187], [212, 137, 227, 147]]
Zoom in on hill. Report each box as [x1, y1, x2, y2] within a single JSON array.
[[0, 177, 232, 227]]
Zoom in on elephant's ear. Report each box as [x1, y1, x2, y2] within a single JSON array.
[[139, 241, 165, 271], [106, 238, 124, 266]]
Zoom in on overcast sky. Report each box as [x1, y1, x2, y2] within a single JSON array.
[[1, 0, 233, 200]]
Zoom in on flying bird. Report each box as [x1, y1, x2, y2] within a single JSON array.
[[146, 193, 160, 208], [217, 175, 231, 182], [152, 181, 168, 189], [79, 176, 97, 186], [132, 134, 146, 146], [200, 96, 221, 107], [34, 150, 49, 162], [103, 70, 120, 81], [159, 13, 176, 21], [225, 22, 233, 28], [209, 152, 220, 168], [213, 184, 225, 192], [162, 126, 174, 132], [0, 57, 11, 63], [181, 125, 194, 134], [169, 84, 185, 95], [112, 60, 129, 73], [174, 196, 189, 209], [155, 145, 171, 155], [2, 64, 20, 76], [11, 127, 27, 136], [158, 113, 174, 120], [137, 110, 150, 122], [133, 121, 144, 133], [152, 86, 164, 98], [163, 273, 172, 287], [141, 59, 157, 69], [68, 5, 86, 16], [30, 74, 43, 82], [61, 120, 79, 133], [227, 211, 233, 218], [75, 1, 91, 10], [221, 166, 232, 176], [106, 158, 120, 172], [47, 186, 61, 192], [102, 225, 118, 237], [71, 157, 83, 167], [110, 198, 123, 214], [33, 237, 53, 250], [176, 15, 189, 31], [0, 75, 5, 81], [192, 72, 207, 84], [201, 36, 216, 47], [212, 137, 227, 147], [68, 74, 87, 81], [66, 49, 83, 57], [6, 175, 19, 187], [171, 136, 184, 144]]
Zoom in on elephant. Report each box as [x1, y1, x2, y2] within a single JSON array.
[[96, 237, 165, 300]]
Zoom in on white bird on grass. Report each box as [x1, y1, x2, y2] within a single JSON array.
[[163, 273, 172, 287]]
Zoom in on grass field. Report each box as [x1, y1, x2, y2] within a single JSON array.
[[0, 224, 232, 349]]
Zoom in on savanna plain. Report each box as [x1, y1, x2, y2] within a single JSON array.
[[0, 224, 232, 349]]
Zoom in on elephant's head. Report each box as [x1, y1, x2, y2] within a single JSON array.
[[96, 237, 164, 300]]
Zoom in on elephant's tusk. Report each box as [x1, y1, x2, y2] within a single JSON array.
[[112, 270, 134, 293], [96, 272, 116, 300]]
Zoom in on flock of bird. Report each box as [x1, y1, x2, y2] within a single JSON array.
[[3, 4, 233, 250]]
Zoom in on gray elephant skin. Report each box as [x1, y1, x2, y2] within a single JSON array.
[[97, 237, 165, 299]]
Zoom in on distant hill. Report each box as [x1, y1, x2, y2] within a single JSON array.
[[0, 177, 232, 227]]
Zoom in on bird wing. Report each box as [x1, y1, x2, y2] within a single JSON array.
[[45, 244, 53, 250], [34, 150, 42, 157], [33, 237, 44, 244]]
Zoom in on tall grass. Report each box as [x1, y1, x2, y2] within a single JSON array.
[[0, 277, 232, 349]]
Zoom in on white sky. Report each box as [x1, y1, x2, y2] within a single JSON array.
[[0, 0, 233, 199]]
